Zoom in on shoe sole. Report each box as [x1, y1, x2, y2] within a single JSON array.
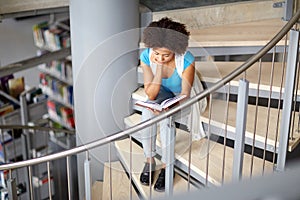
[[154, 187, 165, 192]]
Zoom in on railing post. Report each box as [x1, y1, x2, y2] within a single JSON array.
[[20, 91, 30, 160], [165, 116, 175, 197], [7, 178, 17, 200], [277, 29, 299, 172], [283, 0, 294, 21], [84, 152, 91, 200], [232, 79, 249, 182]]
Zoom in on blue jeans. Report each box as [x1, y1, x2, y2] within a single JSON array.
[[139, 108, 176, 164], [137, 88, 190, 164]]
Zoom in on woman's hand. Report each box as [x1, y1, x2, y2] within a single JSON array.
[[147, 108, 162, 115]]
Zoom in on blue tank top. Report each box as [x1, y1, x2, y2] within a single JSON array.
[[140, 48, 195, 94]]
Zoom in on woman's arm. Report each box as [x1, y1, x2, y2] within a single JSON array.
[[181, 61, 195, 98], [140, 61, 163, 100]]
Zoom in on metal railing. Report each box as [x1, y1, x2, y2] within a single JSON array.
[[0, 8, 300, 200], [0, 124, 75, 199]]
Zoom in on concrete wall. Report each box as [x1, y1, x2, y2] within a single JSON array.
[[69, 0, 139, 198], [152, 0, 283, 29]]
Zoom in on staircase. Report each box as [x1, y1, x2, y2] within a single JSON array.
[[0, 1, 299, 200], [111, 2, 300, 199]]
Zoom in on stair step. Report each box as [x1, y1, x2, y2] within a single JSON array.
[[91, 181, 103, 200], [188, 19, 286, 48], [115, 137, 197, 199], [137, 61, 299, 100], [131, 88, 300, 152], [123, 113, 274, 186], [102, 161, 139, 200], [197, 61, 300, 101], [202, 99, 300, 152], [140, 19, 286, 49]]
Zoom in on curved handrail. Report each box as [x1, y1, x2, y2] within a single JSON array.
[[0, 9, 299, 171]]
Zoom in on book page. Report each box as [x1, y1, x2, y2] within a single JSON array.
[[161, 95, 186, 109]]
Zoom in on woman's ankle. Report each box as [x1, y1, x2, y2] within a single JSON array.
[[146, 157, 155, 164]]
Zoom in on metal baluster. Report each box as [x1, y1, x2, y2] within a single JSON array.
[[129, 135, 133, 200], [273, 35, 288, 167], [187, 105, 193, 191], [232, 79, 249, 182], [149, 125, 153, 200], [7, 168, 10, 180], [66, 156, 72, 200], [28, 165, 34, 200], [165, 116, 174, 198], [12, 129, 17, 162], [262, 47, 276, 174], [250, 59, 262, 177], [1, 129, 7, 163], [47, 161, 52, 200], [7, 171, 17, 200], [36, 163, 42, 199], [84, 151, 91, 200], [222, 83, 231, 183], [11, 129, 19, 185], [206, 94, 212, 186], [109, 143, 112, 200], [290, 59, 300, 140]]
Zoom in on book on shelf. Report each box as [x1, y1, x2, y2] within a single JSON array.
[[8, 77, 25, 99], [40, 73, 73, 106], [32, 21, 49, 48], [33, 20, 71, 51], [0, 74, 14, 94], [0, 104, 14, 116], [135, 94, 186, 111], [47, 100, 75, 129]]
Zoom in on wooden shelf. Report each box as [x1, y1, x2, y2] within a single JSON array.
[[0, 0, 69, 17]]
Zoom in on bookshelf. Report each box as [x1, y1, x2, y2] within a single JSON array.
[[33, 18, 75, 131], [30, 18, 76, 198]]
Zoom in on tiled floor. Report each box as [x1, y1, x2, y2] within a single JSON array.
[[139, 0, 252, 11]]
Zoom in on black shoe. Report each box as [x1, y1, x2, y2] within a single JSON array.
[[154, 169, 166, 192], [140, 162, 155, 185]]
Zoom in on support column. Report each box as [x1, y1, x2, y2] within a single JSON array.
[[69, 0, 139, 199], [232, 79, 249, 182], [165, 117, 175, 197], [277, 29, 299, 171]]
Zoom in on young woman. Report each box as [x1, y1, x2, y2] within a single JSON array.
[[138, 17, 196, 192]]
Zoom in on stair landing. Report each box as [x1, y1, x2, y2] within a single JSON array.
[[102, 161, 139, 200], [115, 137, 197, 199]]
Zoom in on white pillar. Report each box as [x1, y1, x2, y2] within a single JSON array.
[[69, 0, 139, 198]]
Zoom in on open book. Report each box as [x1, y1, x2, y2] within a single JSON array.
[[135, 94, 186, 111]]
